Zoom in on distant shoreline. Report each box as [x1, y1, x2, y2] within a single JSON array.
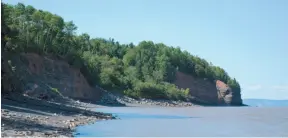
[[243, 99, 288, 107], [96, 92, 247, 107]]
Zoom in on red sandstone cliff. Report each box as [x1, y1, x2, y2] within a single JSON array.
[[2, 53, 242, 105], [2, 53, 103, 101], [173, 71, 243, 105]]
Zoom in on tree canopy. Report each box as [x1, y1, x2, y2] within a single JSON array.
[[1, 2, 241, 101]]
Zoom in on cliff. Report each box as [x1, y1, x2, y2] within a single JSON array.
[[174, 71, 243, 105], [2, 53, 103, 101], [2, 52, 243, 106], [2, 52, 242, 106]]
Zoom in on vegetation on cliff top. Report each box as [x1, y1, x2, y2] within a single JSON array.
[[1, 2, 241, 101]]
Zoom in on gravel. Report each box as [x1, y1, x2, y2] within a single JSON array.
[[1, 96, 115, 137], [99, 92, 197, 107]]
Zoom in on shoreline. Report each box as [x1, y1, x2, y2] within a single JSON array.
[[1, 92, 247, 137], [97, 92, 247, 107], [1, 93, 197, 137], [1, 94, 115, 137], [98, 92, 199, 107]]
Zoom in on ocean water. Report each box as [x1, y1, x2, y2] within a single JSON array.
[[243, 99, 288, 107], [75, 107, 288, 137]]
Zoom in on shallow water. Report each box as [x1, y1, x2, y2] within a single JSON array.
[[75, 107, 288, 137]]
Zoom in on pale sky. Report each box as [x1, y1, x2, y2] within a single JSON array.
[[4, 0, 288, 100]]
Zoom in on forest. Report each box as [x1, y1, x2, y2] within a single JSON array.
[[1, 3, 241, 101]]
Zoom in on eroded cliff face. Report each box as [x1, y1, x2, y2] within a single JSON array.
[[216, 80, 243, 105], [173, 71, 243, 105], [2, 53, 103, 101], [1, 53, 23, 94], [2, 52, 242, 105]]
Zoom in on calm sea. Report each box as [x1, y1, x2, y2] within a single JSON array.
[[75, 106, 288, 137]]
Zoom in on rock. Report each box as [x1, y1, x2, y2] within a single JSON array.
[[26, 131, 33, 136], [69, 122, 75, 128], [44, 132, 53, 135]]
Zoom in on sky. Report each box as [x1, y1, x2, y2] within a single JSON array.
[[3, 0, 288, 100]]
